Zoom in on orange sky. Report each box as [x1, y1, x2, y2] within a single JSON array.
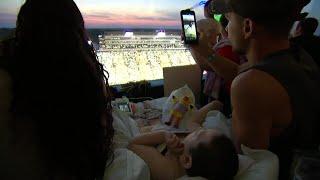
[[0, 0, 205, 28]]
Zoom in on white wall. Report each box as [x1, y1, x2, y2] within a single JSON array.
[[303, 0, 320, 36]]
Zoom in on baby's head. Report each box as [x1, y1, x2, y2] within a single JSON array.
[[180, 129, 239, 180]]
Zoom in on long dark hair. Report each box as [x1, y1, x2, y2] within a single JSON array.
[[9, 0, 114, 179]]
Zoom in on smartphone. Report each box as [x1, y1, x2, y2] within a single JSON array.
[[181, 9, 199, 44]]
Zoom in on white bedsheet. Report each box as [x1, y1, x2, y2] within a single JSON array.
[[104, 109, 150, 180], [104, 106, 279, 180], [203, 111, 279, 180], [177, 145, 279, 180], [104, 148, 150, 180], [235, 145, 279, 180]]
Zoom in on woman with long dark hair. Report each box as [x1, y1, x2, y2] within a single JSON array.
[[0, 0, 114, 179]]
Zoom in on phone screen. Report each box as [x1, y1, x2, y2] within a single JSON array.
[[181, 10, 198, 44]]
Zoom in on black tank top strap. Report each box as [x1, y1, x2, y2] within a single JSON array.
[[242, 45, 320, 179], [249, 48, 300, 143], [249, 46, 320, 148]]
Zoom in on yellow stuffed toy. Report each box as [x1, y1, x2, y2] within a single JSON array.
[[165, 96, 194, 128]]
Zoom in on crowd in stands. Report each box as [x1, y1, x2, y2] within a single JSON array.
[[98, 50, 195, 85], [99, 36, 185, 50]]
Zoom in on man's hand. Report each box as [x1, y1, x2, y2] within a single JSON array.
[[182, 32, 215, 71], [165, 132, 184, 155]]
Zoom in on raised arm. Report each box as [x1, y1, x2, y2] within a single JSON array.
[[189, 45, 241, 83], [128, 132, 184, 180], [187, 101, 224, 131], [191, 51, 213, 71], [129, 131, 166, 146], [207, 54, 241, 83]]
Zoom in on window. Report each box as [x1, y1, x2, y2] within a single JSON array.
[[0, 0, 208, 85]]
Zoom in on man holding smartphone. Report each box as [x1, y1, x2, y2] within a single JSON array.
[[189, 0, 320, 179]]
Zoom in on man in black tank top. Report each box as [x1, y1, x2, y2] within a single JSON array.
[[189, 0, 320, 179]]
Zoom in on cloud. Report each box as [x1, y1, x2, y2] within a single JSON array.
[[83, 15, 180, 28], [82, 11, 118, 19], [133, 15, 178, 22], [81, 9, 182, 28], [0, 9, 183, 29], [0, 0, 205, 28]]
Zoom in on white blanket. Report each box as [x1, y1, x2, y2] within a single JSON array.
[[104, 107, 279, 180], [104, 109, 150, 180], [203, 111, 279, 180], [177, 145, 279, 180], [235, 145, 279, 180], [104, 148, 150, 180]]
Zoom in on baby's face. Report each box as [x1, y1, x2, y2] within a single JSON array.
[[183, 129, 219, 154], [178, 129, 220, 170]]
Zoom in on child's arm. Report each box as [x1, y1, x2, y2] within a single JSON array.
[[128, 144, 181, 180], [187, 101, 224, 130], [129, 131, 184, 155], [128, 132, 184, 180], [129, 131, 166, 146]]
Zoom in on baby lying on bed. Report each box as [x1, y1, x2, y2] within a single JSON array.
[[129, 101, 239, 180]]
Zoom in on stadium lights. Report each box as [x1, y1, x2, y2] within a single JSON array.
[[155, 32, 166, 38], [124, 32, 134, 38]]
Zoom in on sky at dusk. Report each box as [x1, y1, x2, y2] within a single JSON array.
[[0, 0, 206, 28]]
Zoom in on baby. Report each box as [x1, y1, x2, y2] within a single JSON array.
[[128, 128, 239, 180]]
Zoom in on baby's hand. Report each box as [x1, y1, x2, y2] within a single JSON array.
[[165, 132, 184, 155], [211, 100, 224, 111]]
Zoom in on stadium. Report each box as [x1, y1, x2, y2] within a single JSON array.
[[97, 30, 196, 85]]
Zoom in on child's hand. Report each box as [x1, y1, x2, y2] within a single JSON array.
[[165, 132, 184, 155], [210, 100, 224, 111]]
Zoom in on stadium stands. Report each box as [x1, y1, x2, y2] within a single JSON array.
[[97, 31, 196, 85]]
